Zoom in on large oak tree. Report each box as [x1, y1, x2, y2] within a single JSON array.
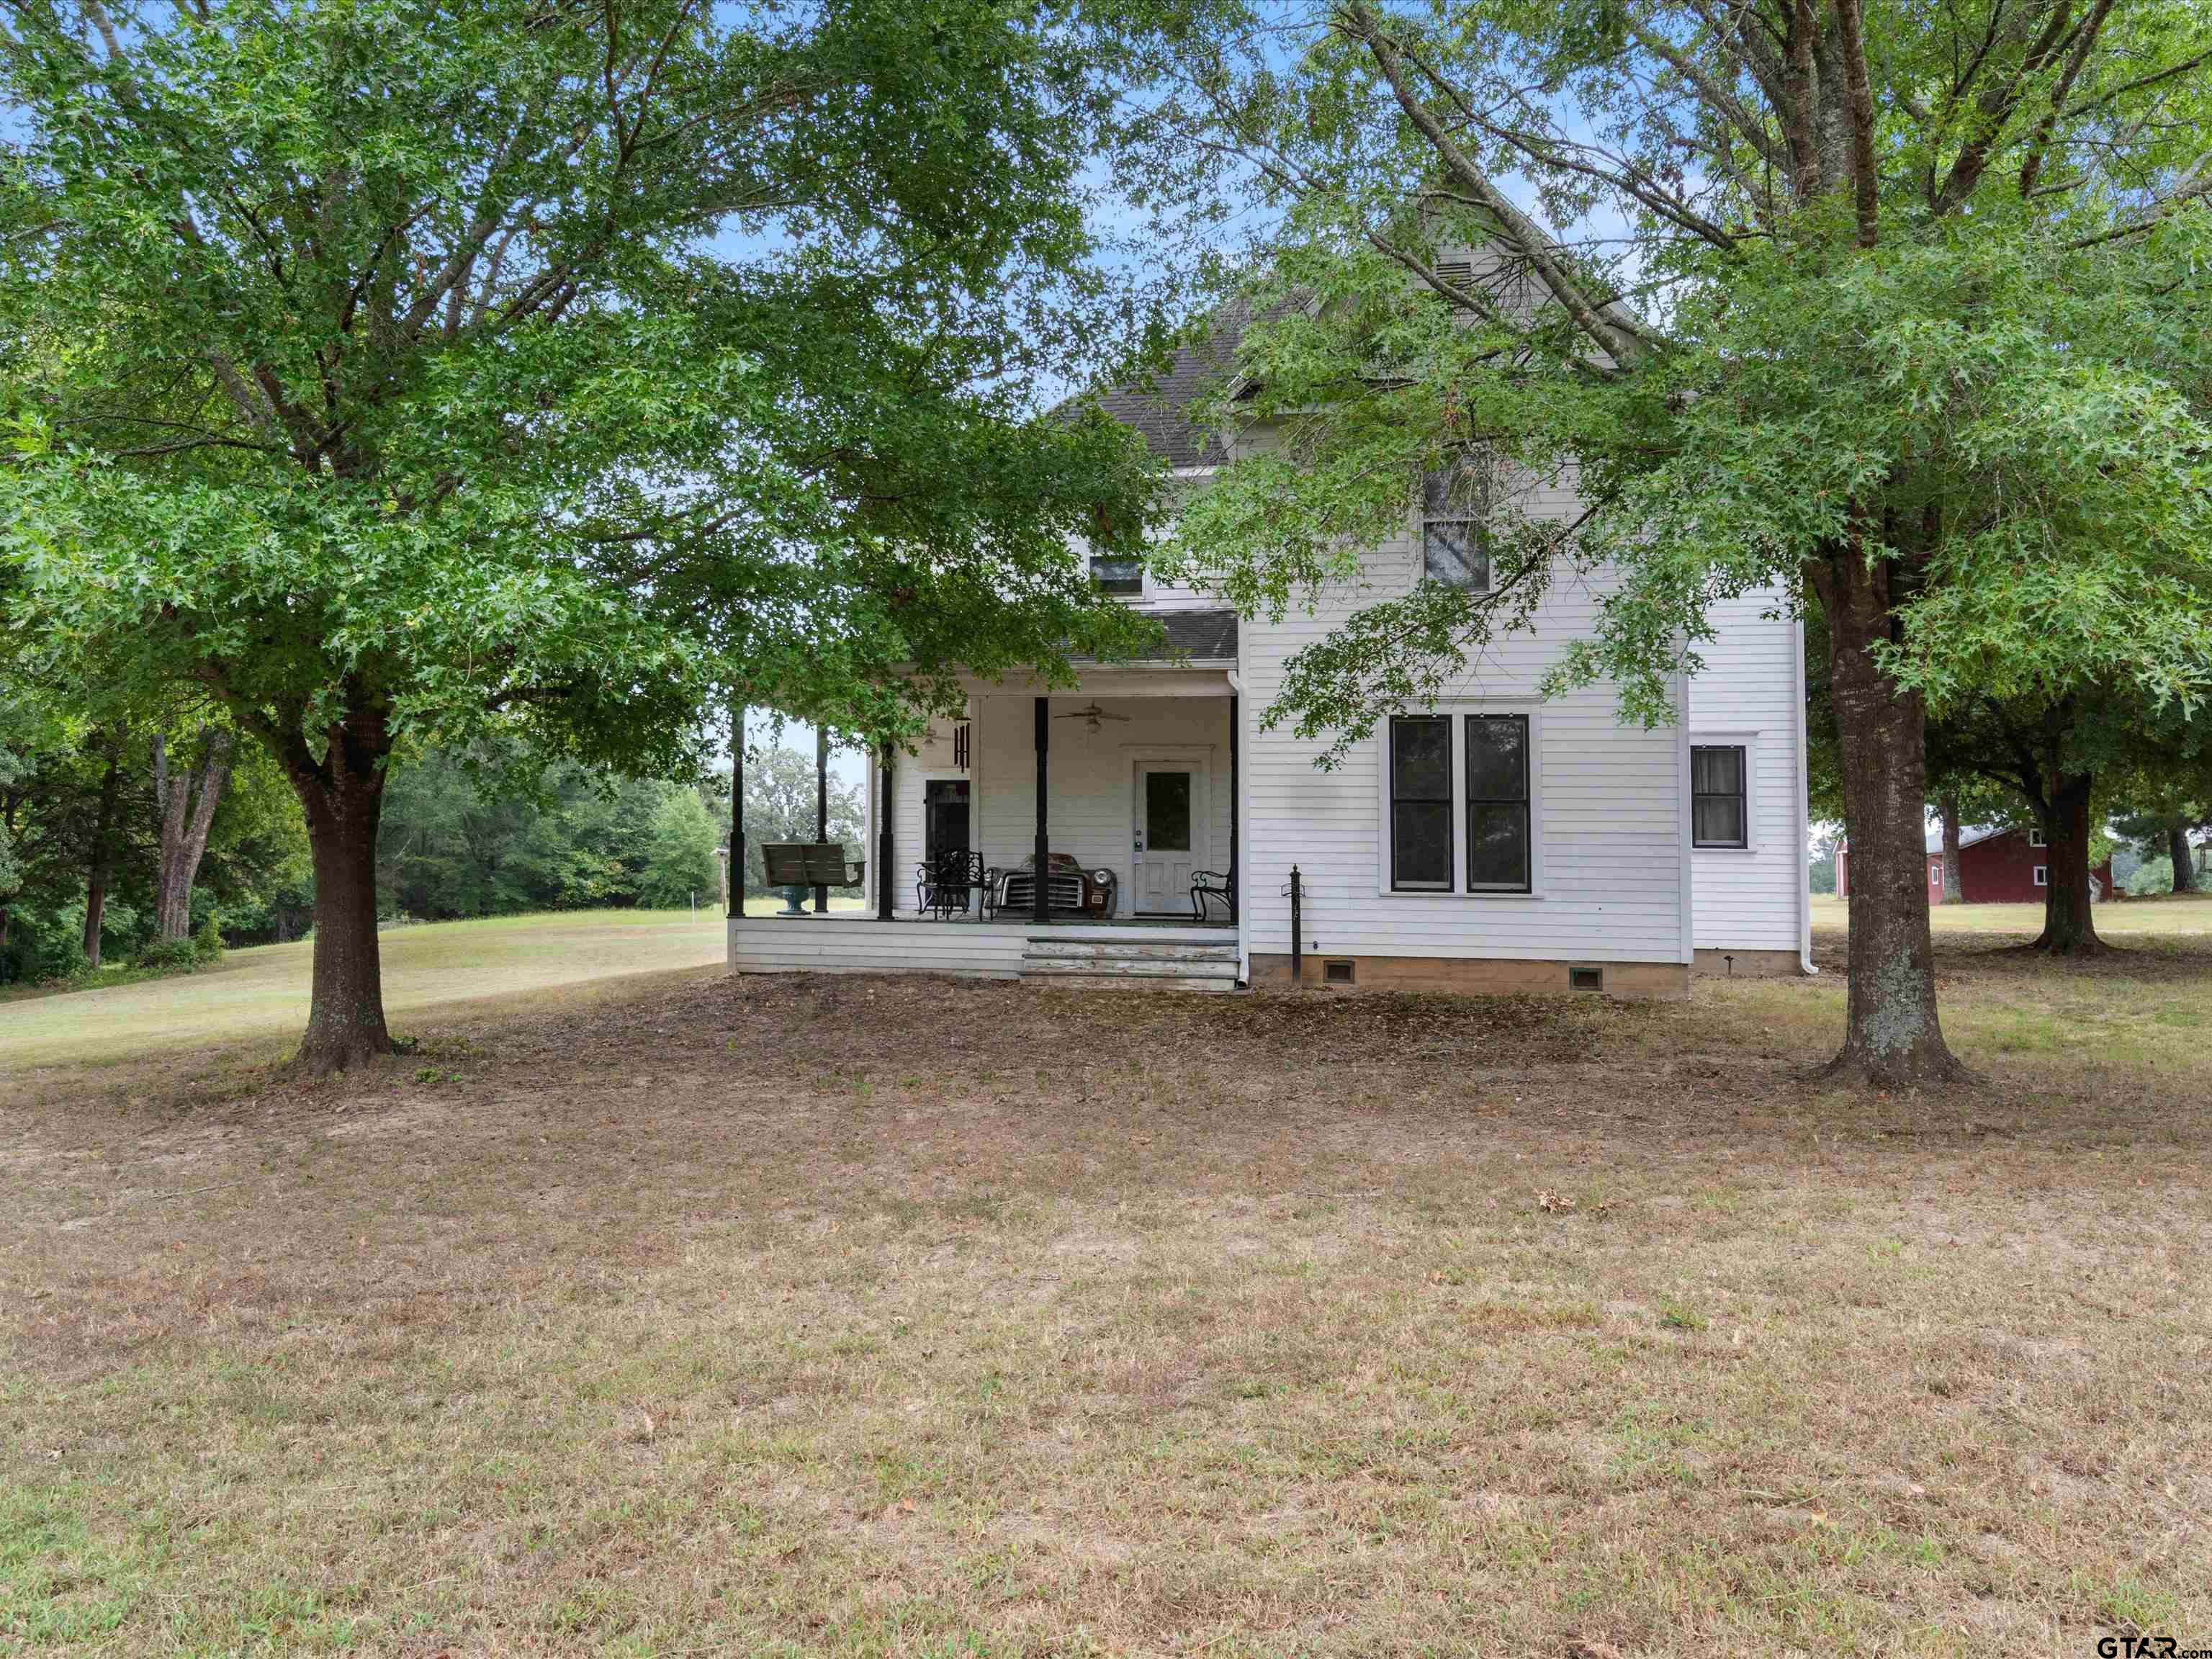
[[2, 0, 1189, 1068], [1159, 0, 2212, 1085]]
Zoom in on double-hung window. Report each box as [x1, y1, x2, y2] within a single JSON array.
[[1390, 717, 1454, 889], [1464, 716, 1531, 890], [1388, 712, 1534, 894], [1421, 457, 1491, 591], [1690, 745, 1749, 849]]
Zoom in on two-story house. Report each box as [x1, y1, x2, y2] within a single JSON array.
[[728, 274, 1813, 995]]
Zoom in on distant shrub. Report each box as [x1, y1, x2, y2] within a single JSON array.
[[135, 937, 201, 974], [2126, 857, 2173, 897], [43, 943, 95, 984], [192, 913, 224, 963]]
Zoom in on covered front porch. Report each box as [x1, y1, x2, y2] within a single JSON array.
[[729, 660, 1244, 986]]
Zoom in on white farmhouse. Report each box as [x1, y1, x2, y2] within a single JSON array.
[[729, 274, 1813, 996]]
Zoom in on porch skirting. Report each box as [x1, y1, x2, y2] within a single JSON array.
[[1246, 953, 1690, 1001], [729, 917, 1026, 979]]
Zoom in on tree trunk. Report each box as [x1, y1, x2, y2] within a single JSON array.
[[2172, 826, 2198, 894], [1809, 550, 1971, 1089], [81, 742, 123, 967], [282, 700, 397, 1072], [153, 728, 234, 940], [1938, 791, 1963, 904], [2031, 773, 2105, 954]]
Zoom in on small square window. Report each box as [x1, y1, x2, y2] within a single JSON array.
[[2028, 827, 2047, 848], [2033, 866, 2049, 887], [1090, 554, 1142, 596]]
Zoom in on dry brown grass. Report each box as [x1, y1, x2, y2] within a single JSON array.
[[2, 926, 2208, 1656]]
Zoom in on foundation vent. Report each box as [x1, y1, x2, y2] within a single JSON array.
[[1323, 959, 1355, 986], [1569, 966, 1604, 992]]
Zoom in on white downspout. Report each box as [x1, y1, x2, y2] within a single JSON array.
[[1675, 665, 1694, 968], [1793, 609, 1819, 976], [1228, 664, 1250, 984]]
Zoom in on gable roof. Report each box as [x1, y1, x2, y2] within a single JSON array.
[[1088, 240, 1632, 472], [1925, 824, 2013, 855], [1088, 302, 1251, 470]]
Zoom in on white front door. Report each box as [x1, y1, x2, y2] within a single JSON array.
[[1133, 763, 1205, 914]]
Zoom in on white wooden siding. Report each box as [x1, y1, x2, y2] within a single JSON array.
[[1686, 590, 1805, 952], [1236, 458, 1690, 966]]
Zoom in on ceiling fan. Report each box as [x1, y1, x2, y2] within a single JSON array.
[[1054, 701, 1130, 735]]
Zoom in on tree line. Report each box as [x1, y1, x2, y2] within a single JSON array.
[[0, 719, 875, 983]]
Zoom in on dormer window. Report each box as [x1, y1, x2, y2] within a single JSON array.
[[1421, 457, 1491, 591], [1090, 553, 1143, 596]]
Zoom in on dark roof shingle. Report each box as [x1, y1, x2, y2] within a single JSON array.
[[1089, 305, 1251, 469], [1120, 607, 1238, 662]]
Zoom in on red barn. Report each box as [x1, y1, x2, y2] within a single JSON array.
[[1838, 825, 2114, 904]]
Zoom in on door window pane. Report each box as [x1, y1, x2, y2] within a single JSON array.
[[1465, 715, 1531, 891], [1145, 771, 1192, 852]]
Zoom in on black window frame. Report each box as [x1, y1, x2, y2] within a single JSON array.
[[1420, 458, 1492, 592], [1690, 743, 1749, 850], [1388, 716, 1455, 891], [1089, 552, 1143, 597], [1464, 714, 1532, 893]]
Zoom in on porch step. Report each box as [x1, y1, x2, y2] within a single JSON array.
[[1018, 936, 1241, 993], [1028, 973, 1242, 994], [1022, 939, 1236, 963]]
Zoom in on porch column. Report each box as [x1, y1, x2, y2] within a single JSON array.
[[727, 701, 744, 920], [1033, 696, 1051, 925], [1228, 693, 1238, 925], [813, 726, 830, 913], [877, 742, 895, 920]]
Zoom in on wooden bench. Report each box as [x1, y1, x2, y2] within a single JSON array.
[[760, 842, 866, 891]]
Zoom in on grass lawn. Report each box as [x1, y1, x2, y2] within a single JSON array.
[[1813, 889, 2212, 937], [0, 902, 869, 1074], [1, 917, 2207, 1653]]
